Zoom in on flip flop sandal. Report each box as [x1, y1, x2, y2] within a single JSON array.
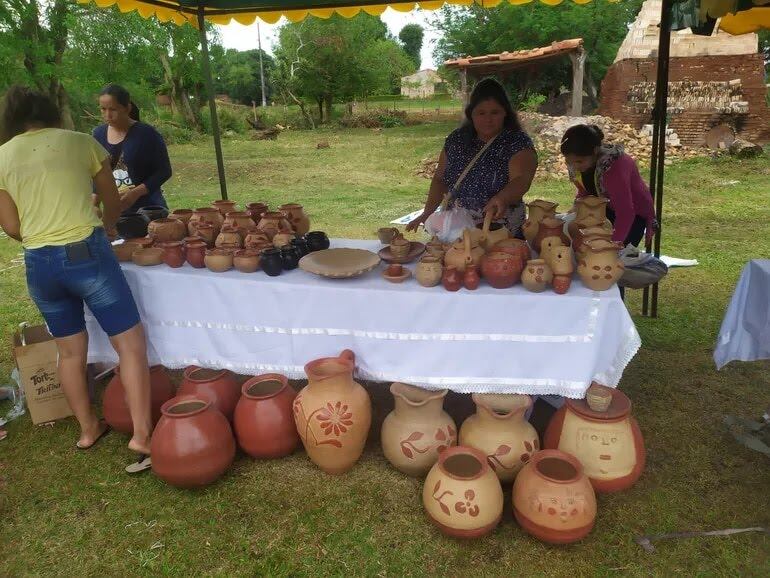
[[125, 454, 152, 474], [76, 423, 111, 450], [0, 430, 7, 442]]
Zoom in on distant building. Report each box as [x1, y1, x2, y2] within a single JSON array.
[[401, 69, 444, 99]]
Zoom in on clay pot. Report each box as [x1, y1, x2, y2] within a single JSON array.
[[382, 383, 457, 477], [290, 237, 310, 257], [459, 394, 539, 483], [280, 245, 301, 270], [215, 225, 243, 249], [132, 247, 163, 266], [257, 211, 293, 240], [441, 267, 462, 292], [480, 251, 522, 289], [521, 259, 553, 292], [191, 223, 216, 248], [523, 200, 558, 244], [293, 350, 371, 475], [550, 245, 574, 295], [272, 231, 295, 249], [279, 203, 310, 236], [234, 373, 299, 459], [423, 446, 504, 539], [233, 249, 261, 273], [539, 235, 565, 269], [512, 449, 597, 544], [575, 196, 609, 225], [389, 236, 411, 259], [102, 365, 174, 434], [463, 264, 480, 290], [532, 216, 570, 254], [113, 242, 137, 262], [124, 236, 154, 251], [377, 227, 400, 244], [260, 248, 283, 276], [204, 248, 233, 273], [151, 395, 235, 488], [246, 202, 269, 222], [577, 239, 624, 291], [116, 213, 149, 239], [573, 220, 614, 255], [158, 241, 185, 268], [177, 367, 240, 421], [586, 382, 613, 412], [491, 237, 531, 264], [244, 231, 271, 249], [189, 207, 223, 237], [476, 211, 510, 252], [223, 211, 254, 233], [415, 256, 443, 287], [184, 239, 207, 268], [212, 199, 237, 217], [305, 231, 330, 252], [444, 229, 484, 273], [169, 209, 193, 225], [426, 236, 446, 260], [544, 385, 645, 493]]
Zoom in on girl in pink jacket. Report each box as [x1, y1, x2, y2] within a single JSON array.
[[561, 124, 656, 247]]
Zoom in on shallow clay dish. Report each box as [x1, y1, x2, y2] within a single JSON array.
[[382, 268, 412, 284], [378, 241, 425, 264], [299, 248, 380, 279], [132, 247, 163, 266]]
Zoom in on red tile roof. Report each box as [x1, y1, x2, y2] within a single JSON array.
[[444, 39, 584, 72]]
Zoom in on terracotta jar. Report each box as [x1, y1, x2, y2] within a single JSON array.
[[257, 211, 293, 240], [573, 220, 614, 255], [212, 199, 237, 217], [102, 365, 174, 434], [426, 236, 446, 260], [170, 208, 193, 225], [476, 211, 510, 252], [204, 248, 234, 273], [381, 383, 457, 477], [177, 367, 240, 421], [480, 251, 522, 289], [463, 264, 480, 290], [124, 236, 154, 251], [441, 267, 462, 292], [444, 229, 484, 273], [544, 385, 645, 493], [246, 202, 268, 223], [189, 207, 223, 236], [539, 235, 564, 270], [113, 242, 136, 262], [512, 449, 597, 544], [293, 350, 371, 475], [523, 200, 558, 244], [192, 222, 217, 248], [279, 203, 310, 236], [215, 225, 243, 249], [148, 218, 186, 243], [415, 256, 443, 287], [151, 395, 235, 488], [422, 446, 504, 539], [577, 239, 624, 291], [532, 216, 570, 254], [389, 235, 411, 259], [550, 245, 575, 295], [575, 196, 609, 225], [521, 259, 553, 293], [272, 231, 295, 249], [491, 237, 531, 264], [234, 373, 299, 459], [158, 241, 185, 268], [233, 249, 261, 273], [459, 394, 539, 483], [184, 239, 207, 268], [223, 211, 254, 233], [244, 231, 271, 249]]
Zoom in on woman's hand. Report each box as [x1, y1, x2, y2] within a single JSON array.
[[119, 184, 148, 211], [405, 212, 428, 232], [483, 193, 509, 220]]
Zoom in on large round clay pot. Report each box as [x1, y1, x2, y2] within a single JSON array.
[[257, 211, 293, 240], [151, 395, 235, 488], [577, 238, 624, 291], [158, 241, 185, 268], [279, 203, 310, 236], [512, 449, 597, 544], [523, 200, 558, 244], [521, 259, 552, 293], [148, 218, 186, 243], [480, 251, 522, 289], [215, 225, 243, 250], [212, 199, 237, 217], [177, 367, 240, 421], [246, 202, 269, 223], [234, 373, 299, 459], [204, 248, 234, 272], [116, 213, 149, 239], [223, 211, 254, 234], [381, 383, 457, 477], [102, 365, 174, 434], [491, 237, 531, 264], [532, 216, 570, 254], [443, 229, 484, 274], [459, 394, 539, 483], [544, 384, 645, 493], [422, 446, 504, 539], [188, 207, 223, 237], [292, 350, 371, 475]]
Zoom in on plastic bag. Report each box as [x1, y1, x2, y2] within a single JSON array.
[[0, 368, 26, 427], [618, 245, 668, 289], [424, 204, 476, 244]]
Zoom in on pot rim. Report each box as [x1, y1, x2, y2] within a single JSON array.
[[241, 373, 289, 399], [171, 208, 193, 213], [390, 382, 447, 407], [160, 394, 212, 418], [530, 449, 584, 484], [472, 393, 532, 420], [526, 200, 558, 210], [304, 349, 355, 382], [183, 366, 232, 383], [212, 199, 236, 205], [157, 241, 183, 248], [224, 211, 251, 218], [437, 446, 489, 481], [194, 207, 220, 213]]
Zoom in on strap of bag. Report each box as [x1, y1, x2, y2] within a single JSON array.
[[440, 135, 498, 211]]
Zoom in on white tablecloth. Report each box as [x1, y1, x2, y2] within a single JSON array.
[[714, 259, 770, 369], [86, 239, 641, 398]]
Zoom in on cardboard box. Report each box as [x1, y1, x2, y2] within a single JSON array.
[[12, 324, 73, 424]]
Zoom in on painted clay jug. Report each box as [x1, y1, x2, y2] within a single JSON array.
[[459, 394, 539, 483], [444, 229, 484, 273], [177, 367, 241, 422], [102, 365, 174, 434], [148, 218, 186, 243], [476, 211, 510, 252], [381, 383, 457, 477], [577, 239, 624, 291], [257, 211, 293, 240], [575, 196, 609, 225], [234, 373, 299, 459], [572, 219, 614, 255], [215, 225, 243, 250], [212, 199, 237, 217], [293, 350, 371, 475], [521, 259, 553, 293], [523, 200, 558, 244], [223, 211, 254, 234], [423, 446, 504, 539], [415, 256, 443, 288], [539, 235, 565, 270], [512, 449, 597, 544], [463, 264, 480, 290], [544, 384, 645, 493], [550, 245, 575, 294], [491, 237, 531, 264], [151, 395, 235, 488], [533, 216, 570, 254], [279, 203, 310, 236], [480, 251, 522, 289]]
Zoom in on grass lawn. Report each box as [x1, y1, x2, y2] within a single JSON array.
[[1, 123, 769, 576]]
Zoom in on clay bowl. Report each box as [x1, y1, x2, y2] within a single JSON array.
[[378, 242, 426, 264], [233, 249, 261, 273], [113, 242, 137, 262], [382, 265, 411, 284], [205, 249, 234, 273], [132, 247, 163, 266]]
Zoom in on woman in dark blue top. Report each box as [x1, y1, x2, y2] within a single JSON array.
[[407, 78, 537, 237], [92, 84, 172, 215]]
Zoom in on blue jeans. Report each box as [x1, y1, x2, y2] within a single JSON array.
[[24, 228, 141, 338]]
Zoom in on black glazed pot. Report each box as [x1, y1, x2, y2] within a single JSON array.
[[305, 231, 330, 252], [280, 246, 301, 270], [290, 237, 309, 257], [116, 213, 149, 239], [261, 248, 283, 277], [137, 205, 169, 222]]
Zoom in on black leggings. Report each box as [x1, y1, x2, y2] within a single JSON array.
[[607, 206, 646, 247]]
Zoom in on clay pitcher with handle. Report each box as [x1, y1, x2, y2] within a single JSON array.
[[444, 229, 484, 273], [476, 211, 510, 252], [293, 350, 371, 475], [523, 200, 558, 244]]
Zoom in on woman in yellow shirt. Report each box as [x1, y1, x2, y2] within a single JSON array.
[[0, 86, 153, 467]]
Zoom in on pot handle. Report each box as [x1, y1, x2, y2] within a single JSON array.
[[480, 210, 493, 242], [339, 349, 356, 363], [463, 229, 472, 265]]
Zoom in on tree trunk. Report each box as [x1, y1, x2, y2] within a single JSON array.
[[284, 89, 315, 129], [317, 98, 324, 123], [159, 52, 200, 130], [324, 94, 333, 124]]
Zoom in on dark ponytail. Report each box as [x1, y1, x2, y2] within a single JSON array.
[[99, 83, 140, 122], [560, 124, 604, 156], [129, 101, 140, 122], [0, 85, 61, 144]]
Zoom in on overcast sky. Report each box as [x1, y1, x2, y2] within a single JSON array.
[[215, 7, 441, 70]]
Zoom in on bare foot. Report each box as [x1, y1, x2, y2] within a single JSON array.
[[128, 436, 151, 455], [0, 429, 7, 441], [77, 420, 109, 449]]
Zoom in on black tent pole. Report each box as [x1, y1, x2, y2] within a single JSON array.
[[643, 0, 672, 318], [197, 5, 228, 200]]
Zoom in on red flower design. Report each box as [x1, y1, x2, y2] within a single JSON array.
[[315, 401, 353, 436]]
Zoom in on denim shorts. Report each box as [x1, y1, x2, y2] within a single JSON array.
[[24, 228, 141, 338]]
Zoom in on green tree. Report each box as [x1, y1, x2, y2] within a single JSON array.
[[398, 23, 424, 70], [211, 47, 275, 105]]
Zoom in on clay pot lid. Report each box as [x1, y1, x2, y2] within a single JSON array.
[[241, 374, 288, 399], [567, 386, 631, 420]]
